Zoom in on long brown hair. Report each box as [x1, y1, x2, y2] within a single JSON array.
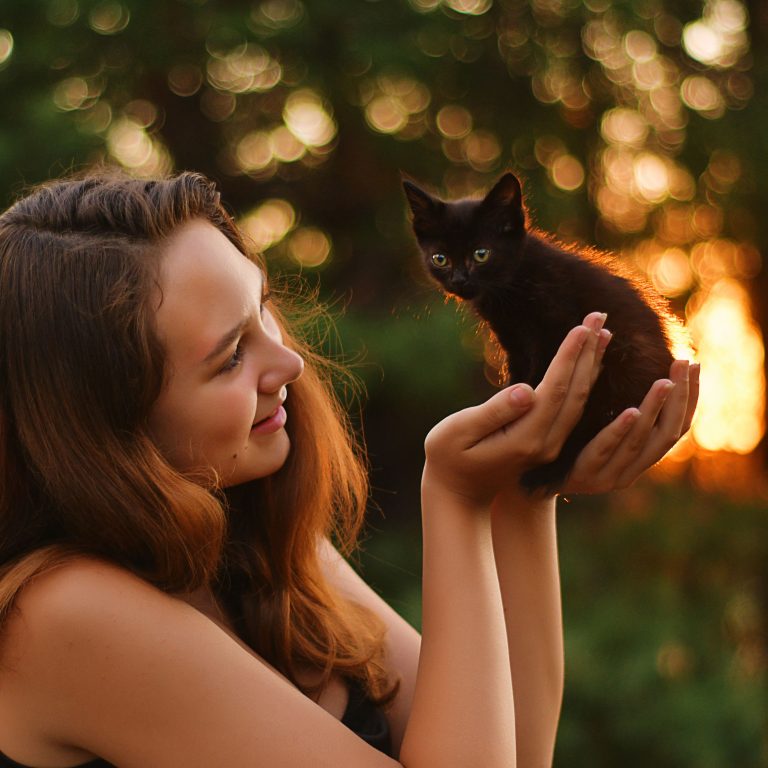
[[0, 171, 394, 702]]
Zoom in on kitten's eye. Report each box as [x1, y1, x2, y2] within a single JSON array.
[[473, 248, 491, 264], [431, 253, 449, 268]]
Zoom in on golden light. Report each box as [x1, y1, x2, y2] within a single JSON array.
[[596, 186, 648, 232], [623, 30, 657, 62], [464, 130, 501, 172], [549, 155, 585, 191], [269, 125, 305, 163], [167, 64, 203, 97], [200, 89, 236, 122], [687, 279, 765, 453], [77, 101, 113, 134], [365, 95, 408, 134], [534, 134, 566, 168], [53, 77, 90, 111], [436, 105, 473, 139], [646, 247, 694, 296], [408, 0, 440, 11], [601, 108, 649, 147], [88, 1, 130, 34], [680, 76, 725, 118], [47, 0, 79, 26], [633, 152, 670, 203], [444, 0, 492, 15], [251, 0, 305, 29], [207, 45, 281, 94], [632, 58, 668, 91], [682, 0, 748, 68], [283, 89, 336, 147], [240, 199, 296, 251], [706, 149, 742, 190], [0, 30, 13, 67], [106, 117, 171, 177], [649, 86, 686, 128], [236, 131, 274, 172], [288, 227, 331, 267]]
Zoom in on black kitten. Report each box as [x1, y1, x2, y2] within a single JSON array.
[[403, 172, 676, 492]]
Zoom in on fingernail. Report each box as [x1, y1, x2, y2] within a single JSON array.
[[509, 385, 533, 406], [598, 329, 612, 350], [660, 379, 675, 396], [690, 362, 701, 376], [622, 408, 640, 429]]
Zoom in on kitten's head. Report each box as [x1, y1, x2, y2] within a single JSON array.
[[403, 172, 527, 301]]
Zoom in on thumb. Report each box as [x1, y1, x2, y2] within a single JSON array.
[[463, 384, 535, 444]]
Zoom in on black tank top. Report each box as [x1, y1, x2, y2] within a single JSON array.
[[0, 680, 392, 767]]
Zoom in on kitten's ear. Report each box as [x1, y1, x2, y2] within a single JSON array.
[[402, 180, 442, 220], [481, 173, 525, 234], [483, 173, 523, 210]]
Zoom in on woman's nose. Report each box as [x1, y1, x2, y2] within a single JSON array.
[[259, 343, 304, 394]]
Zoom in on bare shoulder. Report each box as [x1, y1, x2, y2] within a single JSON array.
[[0, 556, 398, 767]]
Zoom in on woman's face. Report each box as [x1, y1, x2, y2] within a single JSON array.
[[148, 219, 304, 486]]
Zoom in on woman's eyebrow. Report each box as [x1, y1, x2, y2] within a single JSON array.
[[202, 316, 249, 365], [201, 270, 266, 365]]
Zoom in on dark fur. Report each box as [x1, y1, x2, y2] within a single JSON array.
[[403, 172, 675, 492]]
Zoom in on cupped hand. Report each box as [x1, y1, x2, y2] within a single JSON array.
[[422, 312, 611, 508], [562, 359, 700, 495]]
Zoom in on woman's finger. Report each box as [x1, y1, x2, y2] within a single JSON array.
[[587, 377, 674, 480], [681, 362, 700, 435], [590, 328, 612, 386], [451, 383, 536, 448], [612, 363, 694, 486], [562, 407, 640, 494], [537, 312, 606, 446], [652, 360, 689, 440]]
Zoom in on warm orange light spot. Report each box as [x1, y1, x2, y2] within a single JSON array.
[[601, 108, 649, 147], [681, 75, 725, 118], [647, 248, 694, 296], [633, 152, 670, 203], [436, 105, 473, 139], [0, 30, 13, 67], [236, 131, 274, 172], [106, 117, 172, 176], [288, 227, 332, 267], [365, 95, 408, 134], [464, 130, 501, 171], [240, 199, 296, 251], [687, 279, 765, 453], [549, 155, 585, 191], [283, 89, 336, 147]]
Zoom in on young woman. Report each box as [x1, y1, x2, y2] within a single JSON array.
[[0, 172, 698, 768]]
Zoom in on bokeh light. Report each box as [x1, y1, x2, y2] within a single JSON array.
[[106, 116, 171, 176], [240, 199, 296, 251], [0, 30, 13, 68], [283, 89, 336, 148], [687, 279, 765, 453], [288, 227, 332, 267]]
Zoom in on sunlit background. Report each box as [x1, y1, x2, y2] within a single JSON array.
[[1, 0, 767, 764]]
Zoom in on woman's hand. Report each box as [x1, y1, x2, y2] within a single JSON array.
[[562, 359, 700, 495], [422, 312, 611, 508]]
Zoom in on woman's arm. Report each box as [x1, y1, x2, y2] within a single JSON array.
[[490, 357, 700, 768]]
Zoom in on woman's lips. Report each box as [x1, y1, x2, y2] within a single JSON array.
[[250, 405, 287, 435]]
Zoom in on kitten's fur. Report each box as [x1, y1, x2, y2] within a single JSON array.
[[403, 172, 676, 492]]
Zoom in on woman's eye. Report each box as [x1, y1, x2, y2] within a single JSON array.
[[473, 248, 491, 264], [431, 253, 449, 268], [219, 341, 244, 374]]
